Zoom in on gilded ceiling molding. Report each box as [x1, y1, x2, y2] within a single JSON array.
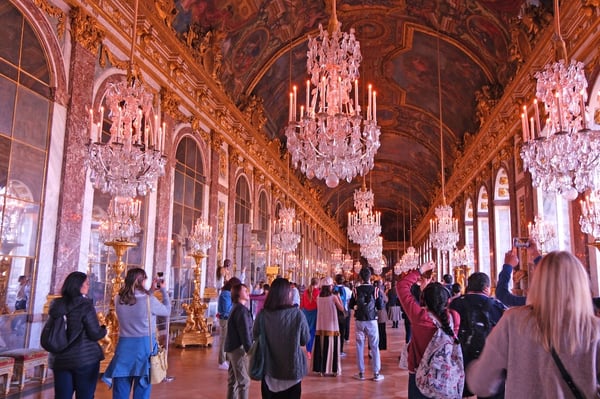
[[581, 1, 600, 16], [69, 7, 105, 55], [98, 44, 128, 70], [34, 0, 66, 39]]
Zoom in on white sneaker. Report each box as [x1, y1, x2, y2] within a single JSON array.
[[218, 362, 229, 370], [372, 373, 384, 382]]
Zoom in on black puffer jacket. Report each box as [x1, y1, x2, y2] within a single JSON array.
[[47, 296, 106, 370]]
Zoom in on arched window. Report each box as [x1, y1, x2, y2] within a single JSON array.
[[477, 186, 491, 277], [170, 136, 206, 314], [0, 2, 52, 347], [464, 198, 474, 249], [493, 168, 512, 275], [258, 191, 268, 231], [235, 176, 251, 224]]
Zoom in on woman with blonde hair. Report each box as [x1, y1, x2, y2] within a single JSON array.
[[467, 251, 600, 398]]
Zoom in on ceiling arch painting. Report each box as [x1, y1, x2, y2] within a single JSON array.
[[167, 0, 552, 242]]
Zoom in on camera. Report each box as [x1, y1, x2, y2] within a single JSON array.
[[513, 237, 530, 248], [156, 272, 164, 289]]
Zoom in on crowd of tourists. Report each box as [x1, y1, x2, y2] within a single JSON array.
[[40, 238, 599, 399]]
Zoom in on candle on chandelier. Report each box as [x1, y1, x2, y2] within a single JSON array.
[[153, 115, 158, 147], [300, 105, 304, 119], [306, 80, 310, 113], [89, 108, 94, 141], [117, 107, 123, 143], [373, 91, 377, 123], [555, 91, 563, 131], [96, 121, 101, 143], [293, 85, 297, 121], [530, 117, 535, 139], [355, 80, 359, 113], [521, 112, 528, 142], [528, 221, 533, 236], [533, 99, 541, 136], [144, 125, 149, 148], [289, 92, 293, 122], [368, 84, 373, 121], [522, 105, 529, 140]]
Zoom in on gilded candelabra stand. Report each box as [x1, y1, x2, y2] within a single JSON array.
[[176, 217, 213, 348], [453, 265, 471, 294], [175, 250, 213, 347], [99, 240, 136, 371]]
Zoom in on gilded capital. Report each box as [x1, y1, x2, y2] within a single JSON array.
[[160, 87, 186, 121], [70, 7, 104, 55], [210, 131, 223, 151]]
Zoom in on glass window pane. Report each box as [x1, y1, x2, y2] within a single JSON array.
[[184, 175, 194, 207], [13, 87, 49, 149], [0, 76, 16, 135], [20, 23, 49, 85], [193, 182, 202, 210], [0, 5, 21, 66], [0, 135, 10, 187], [8, 142, 45, 203], [173, 170, 184, 203]]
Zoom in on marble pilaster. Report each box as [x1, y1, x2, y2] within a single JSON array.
[[206, 132, 221, 287], [153, 113, 175, 275], [51, 40, 96, 294], [226, 149, 239, 269]]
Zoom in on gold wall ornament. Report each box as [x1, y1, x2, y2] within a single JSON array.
[[210, 131, 223, 152], [69, 7, 105, 55], [153, 0, 176, 28], [175, 251, 213, 347], [160, 87, 186, 121], [98, 44, 129, 70], [34, 0, 66, 39]]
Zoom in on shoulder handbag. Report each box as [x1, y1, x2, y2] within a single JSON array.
[[147, 296, 168, 384], [248, 313, 266, 381], [550, 348, 585, 399]]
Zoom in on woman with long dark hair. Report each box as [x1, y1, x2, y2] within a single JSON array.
[[253, 278, 310, 399], [396, 262, 460, 398], [47, 271, 106, 399], [103, 268, 170, 399]]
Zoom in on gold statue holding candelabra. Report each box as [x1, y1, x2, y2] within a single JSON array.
[[176, 217, 213, 347]]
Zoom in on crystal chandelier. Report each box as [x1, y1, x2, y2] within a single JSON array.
[[372, 256, 384, 275], [528, 215, 556, 253], [272, 206, 301, 253], [401, 246, 420, 270], [331, 247, 343, 269], [430, 37, 459, 253], [519, 0, 600, 198], [189, 217, 212, 253], [360, 235, 382, 260], [285, 0, 380, 188], [393, 258, 404, 275], [99, 196, 142, 243], [342, 253, 353, 273], [348, 183, 381, 245], [86, 0, 166, 198], [451, 245, 474, 268]]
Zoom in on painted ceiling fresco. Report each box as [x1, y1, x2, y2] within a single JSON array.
[[169, 0, 552, 241]]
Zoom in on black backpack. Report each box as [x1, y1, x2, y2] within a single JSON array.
[[41, 309, 81, 353], [354, 286, 377, 321], [458, 300, 493, 362]]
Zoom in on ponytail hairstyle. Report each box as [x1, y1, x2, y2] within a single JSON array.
[[422, 282, 457, 342]]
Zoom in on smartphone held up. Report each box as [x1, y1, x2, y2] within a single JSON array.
[[513, 237, 530, 248]]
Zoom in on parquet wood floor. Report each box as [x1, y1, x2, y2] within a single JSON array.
[[10, 320, 410, 398]]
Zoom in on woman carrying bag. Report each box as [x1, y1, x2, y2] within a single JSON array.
[[103, 268, 171, 399], [47, 271, 107, 399]]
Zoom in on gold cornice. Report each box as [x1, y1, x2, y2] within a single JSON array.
[[69, 7, 104, 55], [209, 131, 223, 151], [34, 0, 66, 39]]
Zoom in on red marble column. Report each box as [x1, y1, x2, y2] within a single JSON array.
[[51, 35, 98, 294], [206, 133, 222, 287]]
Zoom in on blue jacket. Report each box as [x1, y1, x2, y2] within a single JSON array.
[[218, 290, 232, 319], [496, 264, 526, 307]]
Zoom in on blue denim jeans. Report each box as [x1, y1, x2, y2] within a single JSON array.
[[112, 375, 151, 399], [354, 319, 380, 375], [53, 362, 100, 399]]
